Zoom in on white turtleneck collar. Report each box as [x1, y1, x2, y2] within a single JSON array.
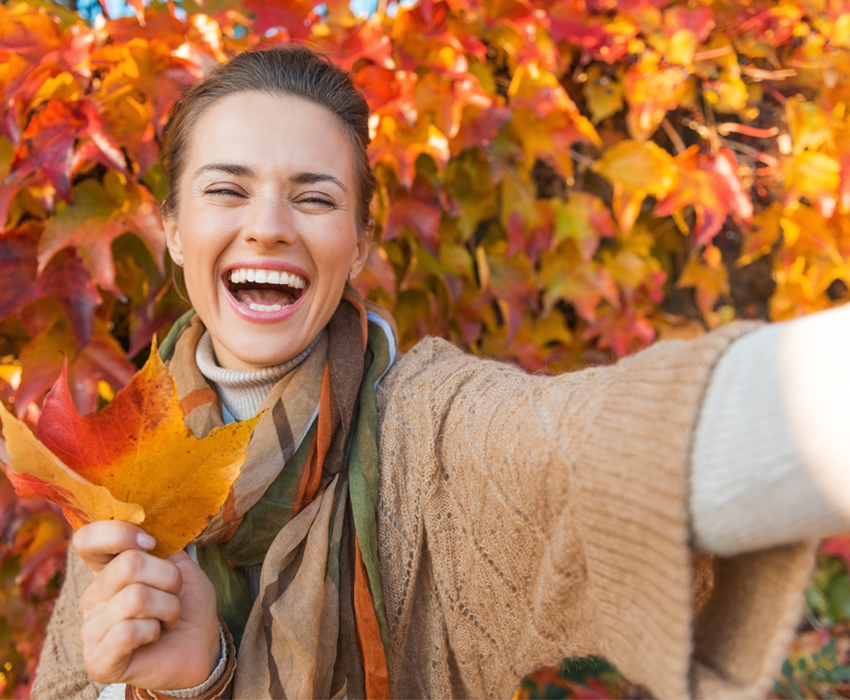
[[194, 330, 323, 421]]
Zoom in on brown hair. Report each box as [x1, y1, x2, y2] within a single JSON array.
[[160, 45, 376, 239]]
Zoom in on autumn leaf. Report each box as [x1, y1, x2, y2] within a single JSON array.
[[822, 536, 850, 572], [656, 147, 752, 248], [0, 222, 101, 346], [785, 151, 840, 217], [383, 183, 443, 253], [3, 338, 260, 557], [623, 52, 688, 141], [677, 245, 730, 317], [552, 192, 618, 262], [38, 173, 165, 296], [593, 140, 678, 233], [1, 395, 144, 530], [583, 64, 624, 124], [242, 0, 316, 39], [370, 114, 450, 188], [11, 100, 127, 201]]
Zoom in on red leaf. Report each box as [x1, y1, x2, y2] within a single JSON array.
[[10, 99, 127, 202], [0, 223, 100, 346], [656, 147, 752, 248], [242, 0, 315, 39], [582, 304, 655, 357], [357, 246, 397, 302], [329, 21, 395, 72], [548, 12, 638, 63], [11, 101, 84, 200], [822, 535, 850, 571], [663, 6, 715, 43], [383, 186, 443, 253], [4, 470, 88, 530], [15, 313, 74, 415], [66, 325, 136, 416]]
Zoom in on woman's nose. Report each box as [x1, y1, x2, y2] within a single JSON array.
[[243, 193, 297, 246]]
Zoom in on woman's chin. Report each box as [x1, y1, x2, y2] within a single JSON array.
[[217, 345, 306, 372]]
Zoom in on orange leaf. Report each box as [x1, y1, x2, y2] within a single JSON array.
[[623, 53, 688, 140], [3, 338, 261, 557]]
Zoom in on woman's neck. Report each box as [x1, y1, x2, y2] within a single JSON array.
[[195, 330, 323, 420]]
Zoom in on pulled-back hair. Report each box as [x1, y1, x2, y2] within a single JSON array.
[[160, 46, 376, 238]]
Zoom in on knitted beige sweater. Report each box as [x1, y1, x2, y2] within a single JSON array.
[[31, 327, 817, 700]]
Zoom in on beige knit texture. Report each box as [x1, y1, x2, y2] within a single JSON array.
[[373, 327, 815, 700], [32, 325, 817, 700], [32, 548, 103, 700]]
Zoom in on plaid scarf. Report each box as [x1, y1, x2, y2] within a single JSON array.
[[159, 290, 397, 699]]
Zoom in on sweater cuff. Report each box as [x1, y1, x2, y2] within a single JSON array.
[[574, 322, 816, 699], [691, 320, 850, 556], [158, 623, 228, 698], [98, 623, 228, 700]]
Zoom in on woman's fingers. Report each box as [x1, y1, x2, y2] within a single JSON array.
[[73, 521, 156, 574], [82, 582, 182, 650], [82, 618, 162, 684], [80, 549, 183, 616]]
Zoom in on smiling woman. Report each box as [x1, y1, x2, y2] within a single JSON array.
[[163, 91, 368, 370], [30, 46, 850, 700]]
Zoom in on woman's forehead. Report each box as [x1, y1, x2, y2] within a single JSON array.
[[185, 91, 354, 181]]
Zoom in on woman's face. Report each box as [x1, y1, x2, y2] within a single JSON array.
[[164, 92, 369, 371]]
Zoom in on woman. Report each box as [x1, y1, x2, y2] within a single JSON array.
[[31, 46, 850, 700]]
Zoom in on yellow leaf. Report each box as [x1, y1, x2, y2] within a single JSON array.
[[583, 65, 624, 124], [593, 140, 678, 231], [30, 72, 83, 110]]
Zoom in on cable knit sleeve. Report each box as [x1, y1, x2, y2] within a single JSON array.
[[31, 546, 105, 700], [374, 323, 817, 700]]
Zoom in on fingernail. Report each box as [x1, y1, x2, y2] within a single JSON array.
[[137, 533, 156, 550]]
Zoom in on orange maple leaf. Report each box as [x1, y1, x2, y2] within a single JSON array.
[[1, 338, 260, 558]]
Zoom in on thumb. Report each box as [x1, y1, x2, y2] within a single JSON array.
[[72, 521, 156, 574]]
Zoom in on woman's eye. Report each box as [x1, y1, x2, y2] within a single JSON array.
[[204, 187, 245, 198], [298, 196, 336, 208]]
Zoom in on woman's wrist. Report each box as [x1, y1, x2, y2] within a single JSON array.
[[124, 618, 235, 700]]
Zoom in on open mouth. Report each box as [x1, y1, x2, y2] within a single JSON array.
[[224, 267, 308, 312]]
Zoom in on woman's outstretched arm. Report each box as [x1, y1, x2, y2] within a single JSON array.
[[375, 322, 818, 700], [692, 303, 850, 555]]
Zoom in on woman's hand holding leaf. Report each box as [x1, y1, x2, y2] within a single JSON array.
[[75, 520, 221, 692]]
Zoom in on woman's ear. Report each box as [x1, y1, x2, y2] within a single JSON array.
[[163, 216, 184, 266], [349, 236, 371, 279]]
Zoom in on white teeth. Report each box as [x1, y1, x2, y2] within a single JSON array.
[[248, 303, 286, 312], [227, 268, 307, 288]]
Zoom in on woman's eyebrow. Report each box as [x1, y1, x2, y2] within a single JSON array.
[[192, 163, 254, 179], [290, 171, 349, 194]]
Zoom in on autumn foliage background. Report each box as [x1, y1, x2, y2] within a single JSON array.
[[4, 0, 850, 696]]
